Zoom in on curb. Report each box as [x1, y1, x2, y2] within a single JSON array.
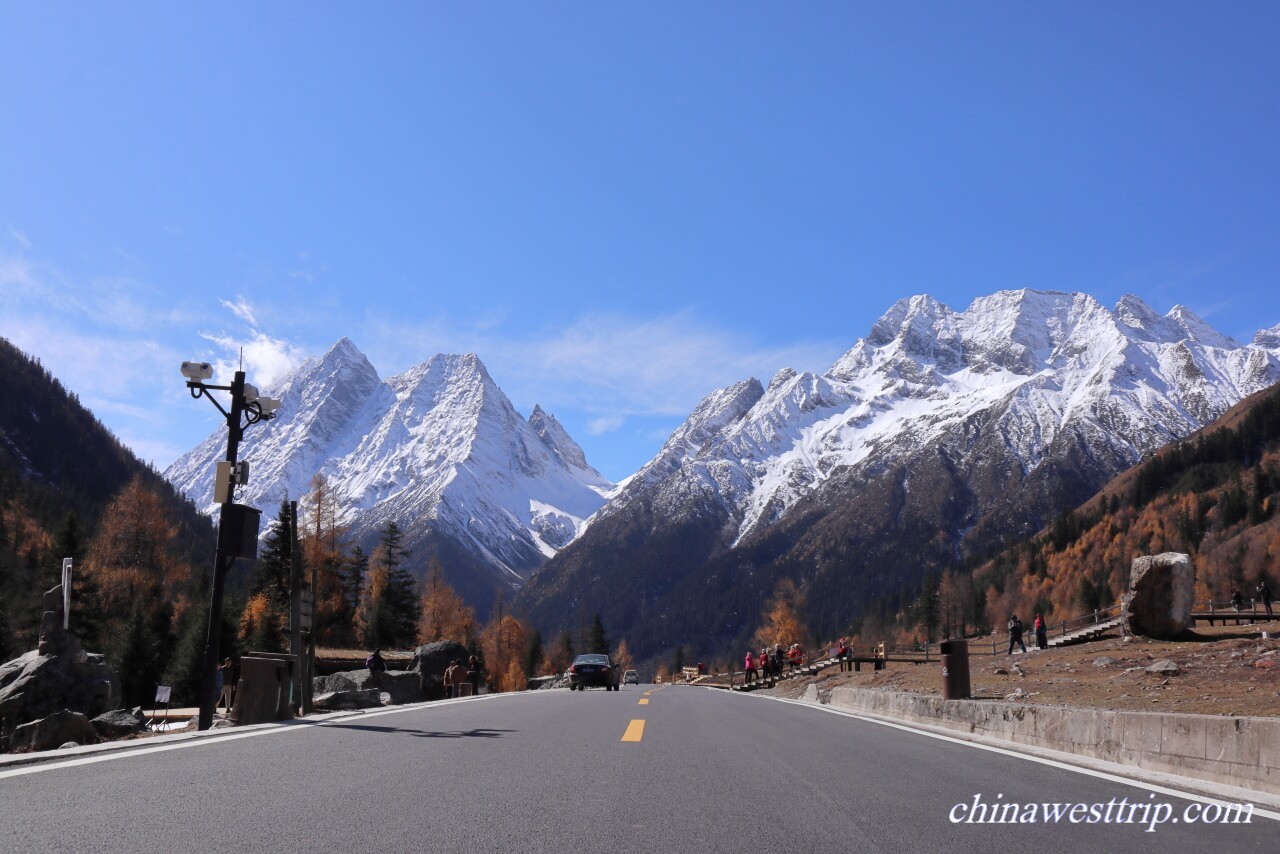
[[0, 692, 504, 770]]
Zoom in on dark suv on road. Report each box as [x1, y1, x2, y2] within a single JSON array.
[[568, 654, 620, 691]]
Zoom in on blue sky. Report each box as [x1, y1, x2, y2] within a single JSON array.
[[2, 3, 1278, 481]]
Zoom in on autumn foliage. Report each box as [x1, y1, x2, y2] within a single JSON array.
[[753, 578, 808, 651]]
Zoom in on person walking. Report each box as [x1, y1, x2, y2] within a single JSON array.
[[468, 654, 484, 696], [744, 650, 757, 685], [365, 647, 387, 689], [837, 637, 850, 672], [217, 657, 236, 713], [1007, 615, 1027, 655], [1230, 587, 1244, 614], [788, 643, 803, 671], [1033, 613, 1048, 650], [444, 659, 462, 699], [1259, 578, 1274, 620]]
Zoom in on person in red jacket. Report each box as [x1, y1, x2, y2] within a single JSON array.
[[744, 651, 757, 684], [1034, 613, 1048, 650]]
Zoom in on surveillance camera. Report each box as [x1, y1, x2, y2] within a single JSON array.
[[181, 361, 214, 381], [242, 383, 260, 403], [258, 397, 282, 415]]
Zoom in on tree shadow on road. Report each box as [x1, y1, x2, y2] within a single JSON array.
[[320, 723, 515, 739]]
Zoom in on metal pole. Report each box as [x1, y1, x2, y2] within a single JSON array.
[[304, 550, 317, 715], [289, 500, 303, 713], [198, 370, 245, 731]]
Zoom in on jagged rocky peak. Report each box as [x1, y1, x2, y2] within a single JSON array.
[[676, 378, 766, 449], [1254, 323, 1280, 350], [1113, 293, 1165, 334], [165, 340, 612, 607], [1166, 305, 1239, 349], [529, 404, 589, 471], [280, 336, 380, 395]]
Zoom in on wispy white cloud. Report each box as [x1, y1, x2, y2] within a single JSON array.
[[0, 245, 308, 468], [198, 297, 308, 391], [7, 225, 31, 250], [587, 415, 625, 435], [219, 296, 258, 327]]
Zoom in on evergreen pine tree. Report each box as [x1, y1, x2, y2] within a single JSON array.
[[0, 604, 13, 663], [48, 510, 105, 650], [250, 500, 293, 609], [344, 545, 369, 621], [586, 614, 610, 655], [525, 629, 544, 677], [113, 605, 159, 708], [165, 594, 239, 706], [379, 522, 419, 646]]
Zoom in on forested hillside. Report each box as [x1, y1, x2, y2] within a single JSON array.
[[0, 337, 216, 669]]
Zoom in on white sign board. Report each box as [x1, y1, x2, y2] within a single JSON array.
[[155, 685, 172, 704], [61, 558, 73, 630]]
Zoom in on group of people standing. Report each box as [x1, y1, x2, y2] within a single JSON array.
[[443, 656, 484, 698], [1229, 579, 1274, 619], [743, 643, 805, 684], [1006, 613, 1049, 654], [366, 648, 486, 698]]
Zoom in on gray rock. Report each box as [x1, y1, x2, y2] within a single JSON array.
[[12, 709, 98, 752], [1093, 656, 1117, 667], [0, 648, 120, 733], [408, 641, 470, 701], [1123, 553, 1195, 639], [312, 689, 383, 711], [1145, 659, 1180, 675], [91, 709, 145, 740], [312, 669, 421, 705]]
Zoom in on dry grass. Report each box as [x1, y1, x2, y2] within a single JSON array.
[[760, 621, 1280, 717]]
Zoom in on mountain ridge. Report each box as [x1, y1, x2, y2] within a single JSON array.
[[164, 341, 612, 610], [517, 288, 1280, 662]]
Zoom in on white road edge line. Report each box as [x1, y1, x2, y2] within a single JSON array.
[[0, 692, 525, 781], [751, 692, 1280, 823]]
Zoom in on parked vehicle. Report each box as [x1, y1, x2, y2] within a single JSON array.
[[568, 654, 620, 691]]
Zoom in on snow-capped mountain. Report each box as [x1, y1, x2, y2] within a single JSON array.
[[165, 339, 612, 607], [518, 290, 1280, 659]]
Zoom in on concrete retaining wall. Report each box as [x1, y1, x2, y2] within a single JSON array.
[[817, 685, 1280, 795]]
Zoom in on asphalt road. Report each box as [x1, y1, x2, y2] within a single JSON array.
[[1, 686, 1273, 853]]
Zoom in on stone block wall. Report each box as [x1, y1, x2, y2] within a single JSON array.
[[815, 685, 1279, 795]]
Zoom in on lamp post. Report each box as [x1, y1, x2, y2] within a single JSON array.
[[181, 361, 280, 730]]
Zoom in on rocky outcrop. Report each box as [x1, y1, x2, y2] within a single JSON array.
[[0, 585, 120, 738], [12, 709, 98, 752], [408, 641, 469, 701], [313, 689, 383, 711], [1124, 552, 1195, 639], [312, 669, 420, 705], [91, 708, 145, 740]]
